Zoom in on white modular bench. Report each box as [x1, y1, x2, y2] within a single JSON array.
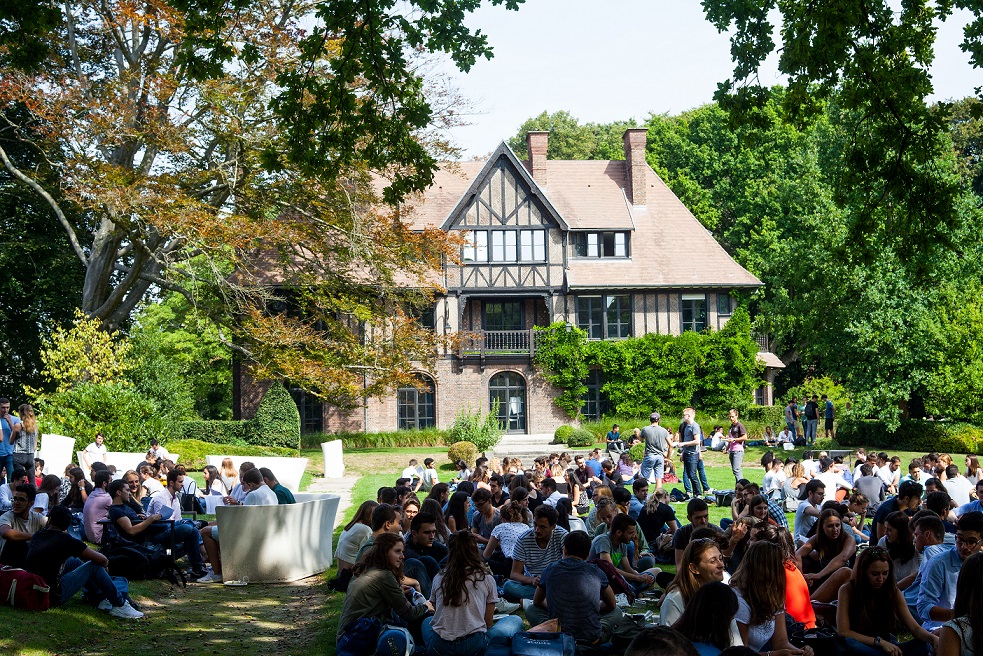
[[205, 456, 308, 493], [321, 440, 345, 478], [215, 492, 340, 583], [39, 434, 76, 478], [77, 452, 180, 481]]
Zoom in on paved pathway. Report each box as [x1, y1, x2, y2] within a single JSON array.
[[306, 474, 360, 529]]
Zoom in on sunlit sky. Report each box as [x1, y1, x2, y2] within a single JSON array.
[[440, 1, 980, 159]]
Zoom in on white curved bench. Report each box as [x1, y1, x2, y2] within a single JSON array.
[[77, 452, 180, 481], [215, 493, 340, 583], [205, 456, 308, 492]]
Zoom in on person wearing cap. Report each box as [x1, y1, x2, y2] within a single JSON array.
[[638, 412, 670, 490]]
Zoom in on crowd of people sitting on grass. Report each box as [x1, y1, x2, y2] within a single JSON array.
[[333, 408, 983, 656], [0, 419, 299, 617]]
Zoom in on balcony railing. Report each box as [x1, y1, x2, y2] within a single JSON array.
[[459, 329, 538, 358]]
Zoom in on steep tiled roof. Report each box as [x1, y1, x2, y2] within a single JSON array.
[[397, 143, 761, 289]]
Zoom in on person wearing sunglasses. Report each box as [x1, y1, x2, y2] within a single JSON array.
[[0, 484, 47, 567], [916, 511, 983, 630]]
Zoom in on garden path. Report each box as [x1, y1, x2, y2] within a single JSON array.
[[306, 474, 360, 528]]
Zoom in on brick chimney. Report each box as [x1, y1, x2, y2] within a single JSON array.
[[623, 128, 647, 206], [527, 131, 548, 186]]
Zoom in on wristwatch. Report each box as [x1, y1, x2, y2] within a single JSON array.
[[874, 637, 881, 648]]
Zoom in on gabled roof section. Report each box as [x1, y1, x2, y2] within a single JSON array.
[[439, 142, 569, 231]]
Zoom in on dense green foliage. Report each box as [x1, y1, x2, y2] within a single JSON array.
[[40, 383, 166, 452], [508, 111, 638, 160], [779, 377, 852, 413], [566, 427, 595, 448], [448, 400, 503, 454], [302, 428, 451, 450], [446, 441, 479, 466], [553, 425, 574, 445], [836, 419, 983, 454], [534, 308, 761, 419]]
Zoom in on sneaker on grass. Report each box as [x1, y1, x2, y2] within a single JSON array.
[[495, 599, 520, 614], [197, 571, 223, 583], [110, 601, 144, 619], [97, 599, 113, 611]]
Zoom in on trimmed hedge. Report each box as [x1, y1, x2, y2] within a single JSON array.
[[836, 419, 983, 454], [567, 428, 595, 448], [176, 383, 300, 450], [168, 439, 298, 471], [303, 428, 452, 450], [553, 425, 574, 445], [447, 441, 479, 465]]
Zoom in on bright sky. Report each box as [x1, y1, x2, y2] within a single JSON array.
[[442, 1, 980, 159]]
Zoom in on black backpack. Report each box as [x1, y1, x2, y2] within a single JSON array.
[[106, 543, 187, 587]]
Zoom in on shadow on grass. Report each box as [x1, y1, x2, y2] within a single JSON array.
[[0, 573, 346, 656]]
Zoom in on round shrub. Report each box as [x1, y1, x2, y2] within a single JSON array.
[[250, 382, 301, 450], [553, 425, 574, 444], [567, 427, 595, 448], [812, 437, 837, 451], [629, 443, 645, 463], [447, 440, 478, 465]]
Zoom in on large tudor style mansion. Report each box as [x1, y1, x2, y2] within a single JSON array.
[[235, 130, 785, 434]]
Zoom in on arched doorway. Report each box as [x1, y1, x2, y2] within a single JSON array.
[[489, 371, 526, 433], [397, 374, 436, 430]]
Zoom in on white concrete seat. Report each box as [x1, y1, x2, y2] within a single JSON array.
[[205, 455, 308, 492], [77, 452, 180, 481]]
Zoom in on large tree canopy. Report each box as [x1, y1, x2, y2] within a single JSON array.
[[0, 0, 521, 407]]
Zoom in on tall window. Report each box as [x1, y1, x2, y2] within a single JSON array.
[[489, 371, 526, 433], [681, 294, 707, 332], [483, 302, 524, 331], [463, 229, 545, 263], [581, 369, 609, 421], [572, 232, 629, 258], [577, 295, 632, 339], [289, 387, 323, 434], [398, 374, 436, 430]]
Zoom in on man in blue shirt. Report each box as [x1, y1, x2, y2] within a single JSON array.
[[916, 511, 983, 630], [904, 513, 947, 618], [584, 450, 603, 478]]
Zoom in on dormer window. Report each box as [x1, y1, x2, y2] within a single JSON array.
[[572, 232, 629, 258]]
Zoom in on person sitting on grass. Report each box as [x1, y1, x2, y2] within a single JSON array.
[[836, 546, 939, 656], [82, 470, 113, 544], [730, 541, 813, 656], [673, 498, 723, 568], [749, 523, 817, 629], [422, 529, 523, 655], [938, 551, 982, 656], [673, 581, 741, 656], [259, 468, 295, 504], [336, 500, 377, 572], [196, 468, 278, 583], [336, 532, 434, 649], [589, 513, 660, 596], [530, 530, 621, 646], [25, 506, 143, 618], [660, 537, 741, 647], [0, 484, 46, 567], [795, 508, 855, 599], [503, 504, 567, 602]]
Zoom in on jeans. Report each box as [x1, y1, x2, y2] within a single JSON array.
[[0, 454, 13, 485], [421, 615, 523, 656], [502, 580, 537, 601], [58, 557, 122, 607], [639, 454, 664, 484], [729, 450, 744, 482], [681, 452, 703, 497], [696, 459, 710, 491], [144, 522, 203, 568], [12, 453, 35, 479], [843, 638, 931, 656], [404, 558, 436, 599], [805, 419, 818, 442]]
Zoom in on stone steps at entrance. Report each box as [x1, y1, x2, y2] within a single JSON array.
[[488, 432, 593, 463]]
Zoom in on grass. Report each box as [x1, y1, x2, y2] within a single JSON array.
[[0, 440, 929, 654]]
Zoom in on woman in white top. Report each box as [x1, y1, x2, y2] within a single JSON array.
[[731, 541, 810, 656], [423, 530, 523, 655], [202, 466, 227, 496], [484, 502, 529, 561], [660, 538, 741, 646], [335, 500, 377, 571], [965, 455, 982, 486], [940, 551, 981, 656]]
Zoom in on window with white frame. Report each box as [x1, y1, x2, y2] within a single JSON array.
[[462, 229, 545, 263], [681, 294, 707, 332], [572, 232, 629, 258]]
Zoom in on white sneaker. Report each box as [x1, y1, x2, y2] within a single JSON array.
[[97, 599, 113, 611], [197, 571, 223, 583], [495, 599, 520, 614], [110, 601, 144, 619]]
